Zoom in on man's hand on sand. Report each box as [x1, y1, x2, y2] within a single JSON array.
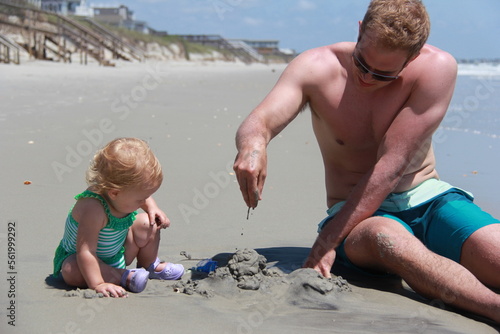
[[303, 245, 337, 279]]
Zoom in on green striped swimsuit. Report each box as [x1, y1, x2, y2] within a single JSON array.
[[53, 190, 137, 277]]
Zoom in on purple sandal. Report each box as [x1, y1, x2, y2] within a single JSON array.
[[120, 268, 149, 293], [147, 258, 184, 280]]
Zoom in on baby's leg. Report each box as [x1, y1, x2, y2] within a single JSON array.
[[124, 213, 161, 269], [124, 213, 184, 280], [60, 254, 125, 287], [125, 213, 184, 280]]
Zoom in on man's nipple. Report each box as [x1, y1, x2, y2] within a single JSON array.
[[336, 138, 345, 145]]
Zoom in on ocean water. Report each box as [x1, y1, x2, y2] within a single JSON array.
[[442, 64, 500, 139], [433, 63, 500, 214]]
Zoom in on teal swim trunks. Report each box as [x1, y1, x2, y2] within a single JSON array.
[[318, 179, 499, 274]]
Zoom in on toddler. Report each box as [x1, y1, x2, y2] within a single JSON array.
[[53, 137, 184, 297]]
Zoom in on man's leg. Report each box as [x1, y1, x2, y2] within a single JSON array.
[[461, 224, 500, 288], [343, 217, 500, 322]]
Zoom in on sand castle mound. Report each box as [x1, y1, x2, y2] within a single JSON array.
[[173, 249, 352, 310]]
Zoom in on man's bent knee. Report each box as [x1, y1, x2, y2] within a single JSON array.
[[344, 217, 415, 270]]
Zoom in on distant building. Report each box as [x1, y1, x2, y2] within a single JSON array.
[[92, 5, 149, 34], [92, 5, 132, 26], [26, 0, 42, 7], [40, 0, 81, 15], [74, 0, 93, 17], [30, 1, 161, 36], [148, 27, 169, 37], [242, 39, 296, 60], [243, 40, 279, 55], [279, 48, 296, 56]]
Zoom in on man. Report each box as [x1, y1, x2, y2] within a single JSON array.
[[233, 0, 500, 322]]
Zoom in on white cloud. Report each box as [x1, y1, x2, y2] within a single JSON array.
[[296, 0, 316, 11]]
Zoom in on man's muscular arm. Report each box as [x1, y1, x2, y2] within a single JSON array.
[[234, 50, 321, 208]]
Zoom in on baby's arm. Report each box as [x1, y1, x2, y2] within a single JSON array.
[[74, 199, 122, 294], [142, 196, 170, 229]]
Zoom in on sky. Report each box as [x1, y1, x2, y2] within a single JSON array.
[[89, 0, 500, 60]]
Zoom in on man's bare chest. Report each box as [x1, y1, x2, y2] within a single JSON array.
[[309, 86, 408, 148]]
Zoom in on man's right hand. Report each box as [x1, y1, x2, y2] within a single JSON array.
[[233, 148, 267, 209]]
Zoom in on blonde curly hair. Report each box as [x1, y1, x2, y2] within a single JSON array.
[[360, 0, 430, 58], [86, 138, 163, 194]]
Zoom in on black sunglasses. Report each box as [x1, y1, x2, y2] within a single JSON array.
[[352, 53, 400, 82]]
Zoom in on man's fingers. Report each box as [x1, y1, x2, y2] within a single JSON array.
[[239, 180, 251, 208], [235, 162, 264, 208], [322, 269, 332, 279], [239, 176, 257, 208], [253, 190, 260, 208], [257, 172, 266, 200], [249, 178, 260, 208]]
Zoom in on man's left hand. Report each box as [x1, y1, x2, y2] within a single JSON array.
[[303, 242, 337, 278]]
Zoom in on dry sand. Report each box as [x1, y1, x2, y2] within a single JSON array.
[[1, 59, 499, 333]]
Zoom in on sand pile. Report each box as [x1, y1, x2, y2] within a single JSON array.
[[173, 249, 352, 310]]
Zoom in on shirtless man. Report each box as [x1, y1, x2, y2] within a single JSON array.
[[233, 0, 500, 322]]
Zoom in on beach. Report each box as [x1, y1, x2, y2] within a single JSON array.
[[1, 59, 499, 333]]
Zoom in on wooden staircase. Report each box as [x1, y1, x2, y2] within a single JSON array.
[[178, 34, 262, 64], [0, 32, 21, 64], [81, 18, 144, 62], [0, 0, 144, 65]]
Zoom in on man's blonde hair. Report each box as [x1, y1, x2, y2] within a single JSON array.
[[360, 0, 430, 58], [86, 137, 163, 194]]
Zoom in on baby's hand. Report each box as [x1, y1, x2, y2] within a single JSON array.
[[148, 206, 170, 229], [154, 214, 170, 229], [95, 282, 128, 298], [143, 197, 170, 228]]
